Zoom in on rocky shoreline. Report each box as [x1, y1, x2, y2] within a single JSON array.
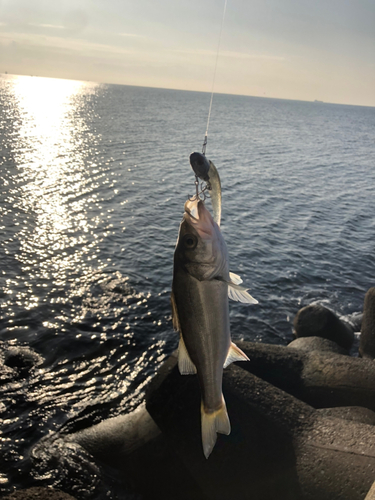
[[3, 288, 375, 500]]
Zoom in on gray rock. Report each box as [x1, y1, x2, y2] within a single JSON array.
[[3, 346, 43, 377], [236, 340, 375, 410], [293, 304, 354, 350], [1, 487, 77, 500], [146, 355, 375, 500], [317, 406, 375, 425], [288, 336, 348, 355], [360, 287, 375, 359]]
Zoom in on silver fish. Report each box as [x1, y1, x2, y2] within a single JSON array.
[[171, 198, 258, 458]]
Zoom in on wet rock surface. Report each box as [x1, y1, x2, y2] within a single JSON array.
[[0, 344, 43, 382]]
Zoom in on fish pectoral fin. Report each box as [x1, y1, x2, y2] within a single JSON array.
[[201, 397, 230, 459], [170, 291, 181, 332], [224, 342, 250, 368], [227, 281, 259, 305], [229, 272, 243, 285], [178, 335, 197, 375]]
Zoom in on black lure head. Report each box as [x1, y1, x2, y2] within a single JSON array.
[[189, 152, 210, 182]]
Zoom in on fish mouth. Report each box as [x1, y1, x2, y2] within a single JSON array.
[[183, 198, 214, 239], [184, 198, 200, 221]]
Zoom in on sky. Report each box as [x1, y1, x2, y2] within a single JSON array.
[[0, 0, 374, 106]]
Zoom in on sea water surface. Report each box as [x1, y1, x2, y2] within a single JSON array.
[[0, 74, 374, 498]]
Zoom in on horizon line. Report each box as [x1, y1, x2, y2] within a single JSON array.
[[1, 72, 374, 109]]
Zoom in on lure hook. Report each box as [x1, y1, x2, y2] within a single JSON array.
[[188, 178, 211, 202]]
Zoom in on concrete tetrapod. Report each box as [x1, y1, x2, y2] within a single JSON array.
[[146, 354, 375, 500], [317, 406, 375, 425], [293, 304, 355, 350], [287, 336, 349, 355], [235, 341, 375, 410], [67, 402, 209, 500], [365, 482, 375, 500], [360, 287, 375, 359]]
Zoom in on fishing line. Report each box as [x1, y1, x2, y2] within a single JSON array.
[[202, 0, 228, 156]]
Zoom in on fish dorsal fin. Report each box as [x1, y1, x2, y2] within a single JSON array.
[[171, 291, 180, 331], [178, 335, 197, 375], [224, 342, 249, 368], [229, 272, 243, 285], [227, 282, 259, 305]]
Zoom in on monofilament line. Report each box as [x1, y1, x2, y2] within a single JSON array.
[[202, 0, 228, 156]]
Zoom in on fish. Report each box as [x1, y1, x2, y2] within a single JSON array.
[[171, 197, 258, 458]]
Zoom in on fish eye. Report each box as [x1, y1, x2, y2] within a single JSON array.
[[182, 234, 198, 250]]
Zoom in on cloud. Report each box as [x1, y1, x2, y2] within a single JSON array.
[[174, 48, 286, 62], [28, 23, 65, 30], [0, 31, 133, 56]]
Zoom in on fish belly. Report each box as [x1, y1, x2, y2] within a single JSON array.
[[173, 270, 230, 411]]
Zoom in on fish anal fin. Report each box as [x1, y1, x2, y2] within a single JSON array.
[[171, 291, 180, 331], [172, 293, 196, 375], [201, 396, 231, 459], [224, 342, 250, 368], [178, 335, 197, 375]]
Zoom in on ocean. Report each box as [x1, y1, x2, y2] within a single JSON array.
[[0, 74, 374, 498]]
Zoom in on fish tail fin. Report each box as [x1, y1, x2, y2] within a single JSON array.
[[201, 396, 231, 459]]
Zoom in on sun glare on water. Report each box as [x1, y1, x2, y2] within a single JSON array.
[[5, 75, 103, 311], [13, 76, 85, 138]]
